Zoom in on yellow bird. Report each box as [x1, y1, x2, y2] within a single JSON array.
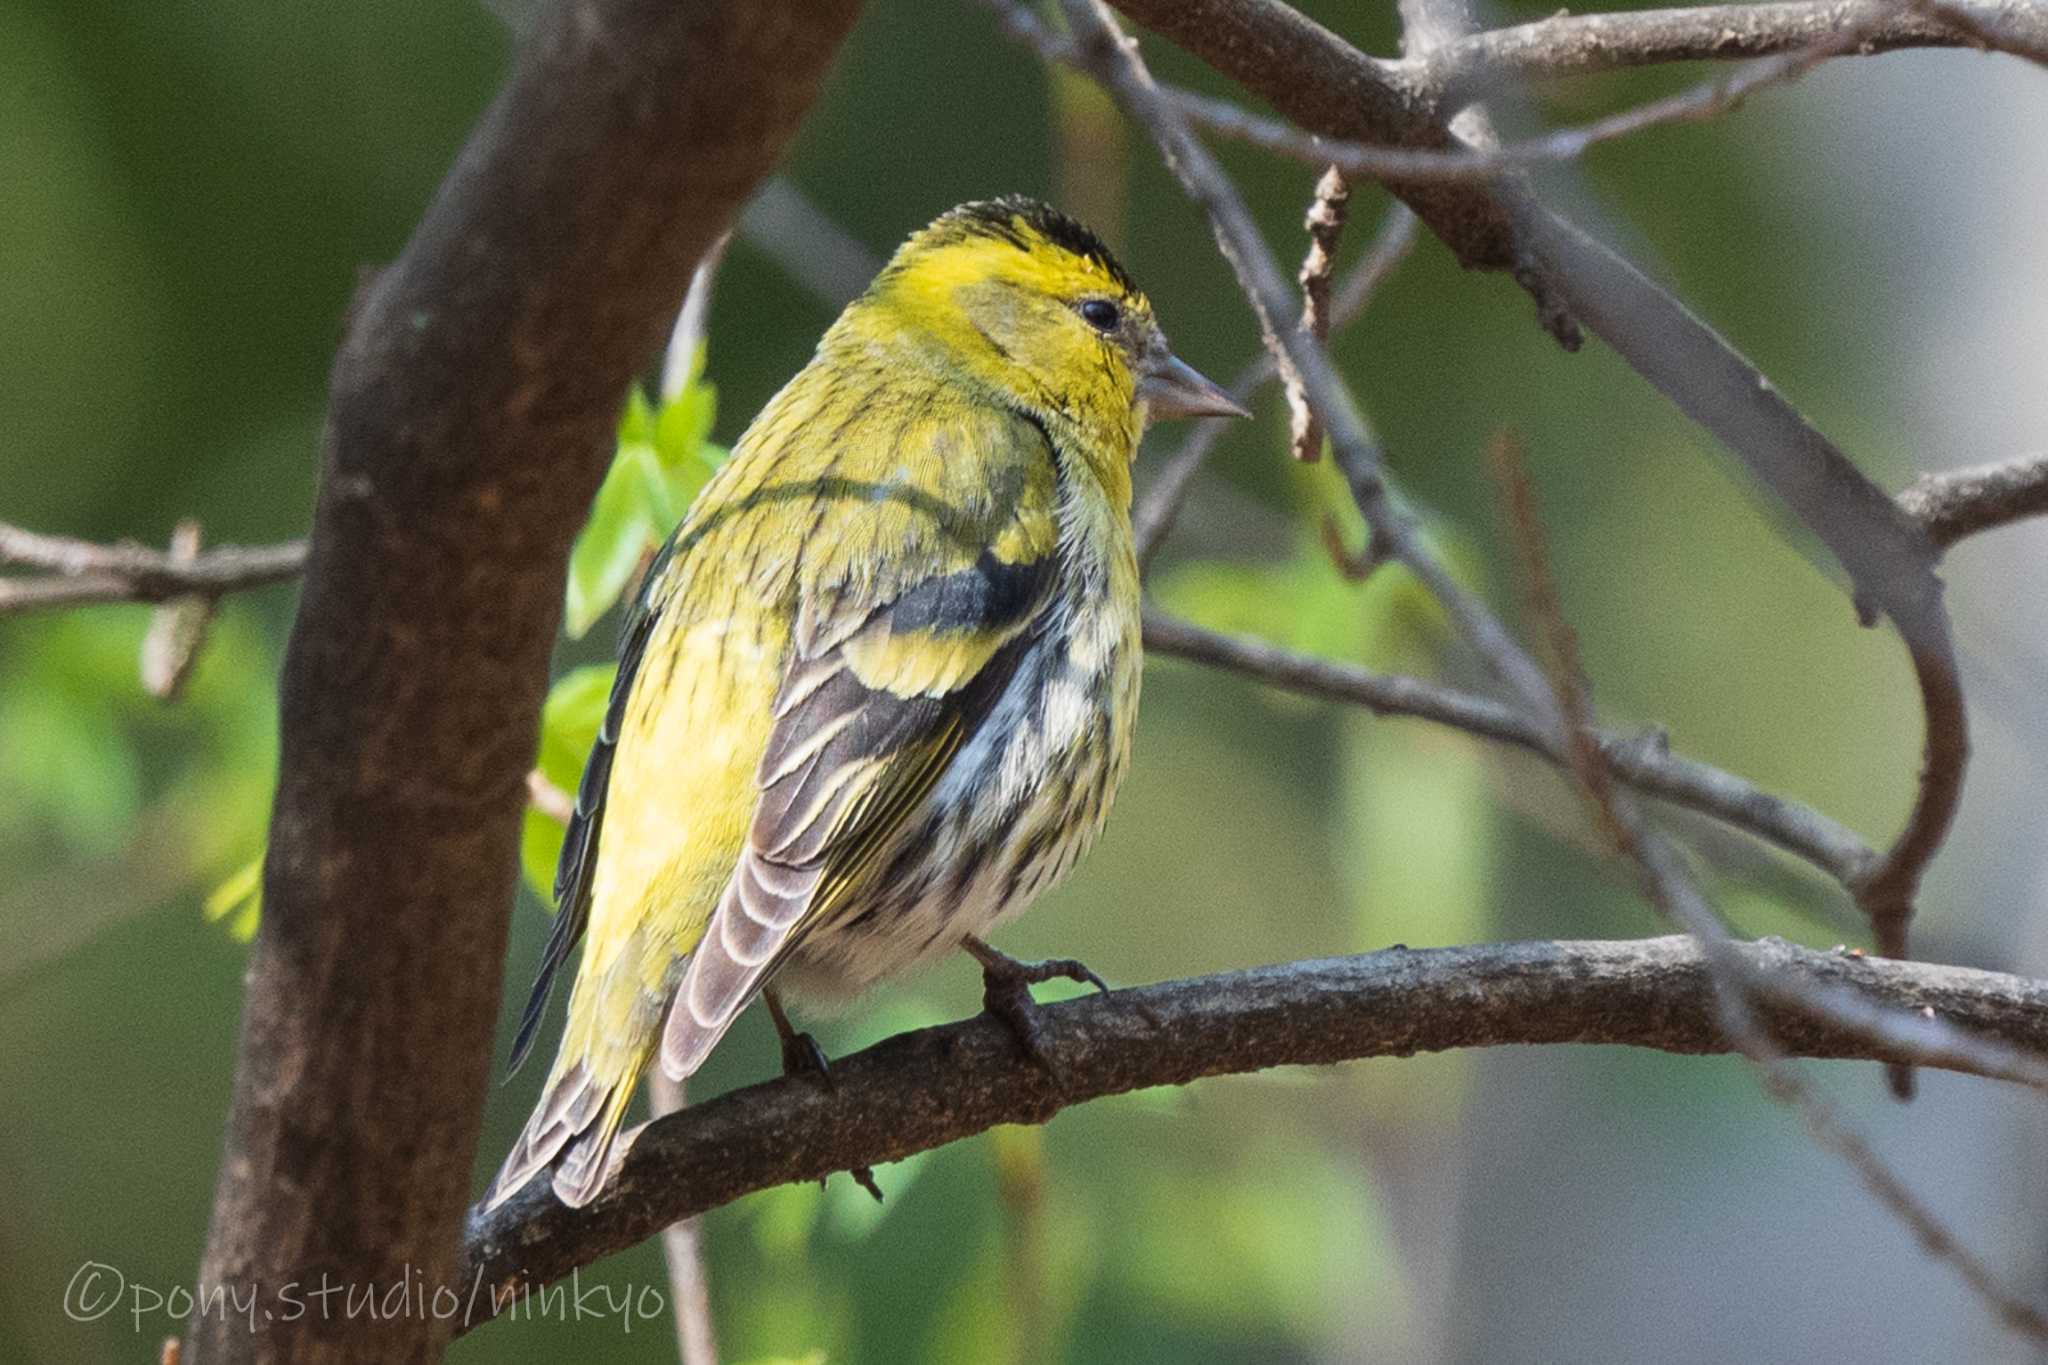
[[490, 197, 1244, 1209]]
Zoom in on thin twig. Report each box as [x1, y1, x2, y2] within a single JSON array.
[[1898, 453, 2048, 549], [1288, 167, 1348, 462], [1487, 431, 1616, 828], [1176, 29, 1872, 186], [1132, 204, 1417, 571], [0, 525, 306, 615], [1142, 610, 1876, 883], [648, 1072, 719, 1365]]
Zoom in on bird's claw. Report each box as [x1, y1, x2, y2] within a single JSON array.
[[967, 937, 1113, 1072], [767, 993, 877, 1197], [779, 1029, 836, 1091]]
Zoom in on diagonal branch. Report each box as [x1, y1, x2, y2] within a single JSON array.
[[1105, 0, 1972, 974], [1143, 610, 1878, 884], [1419, 0, 2048, 97], [458, 935, 2048, 1331]]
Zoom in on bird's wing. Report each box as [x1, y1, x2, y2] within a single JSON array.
[[660, 536, 1063, 1078], [507, 536, 678, 1074]]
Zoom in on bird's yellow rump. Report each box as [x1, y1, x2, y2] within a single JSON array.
[[490, 197, 1243, 1209]]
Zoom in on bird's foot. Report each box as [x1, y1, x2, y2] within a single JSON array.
[[765, 988, 835, 1090], [765, 989, 881, 1201], [964, 934, 1112, 1072]]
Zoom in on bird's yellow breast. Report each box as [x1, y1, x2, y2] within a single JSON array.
[[575, 354, 1078, 1006]]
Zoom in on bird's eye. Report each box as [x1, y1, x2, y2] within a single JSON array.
[[1079, 298, 1122, 333]]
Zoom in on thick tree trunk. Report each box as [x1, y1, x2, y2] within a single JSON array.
[[187, 3, 861, 1359]]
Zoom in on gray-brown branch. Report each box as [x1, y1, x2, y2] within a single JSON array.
[[1101, 0, 1970, 981], [185, 2, 860, 1361], [1420, 0, 2048, 98], [458, 935, 2048, 1332]]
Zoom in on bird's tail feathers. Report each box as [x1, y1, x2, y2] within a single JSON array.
[[486, 968, 660, 1211]]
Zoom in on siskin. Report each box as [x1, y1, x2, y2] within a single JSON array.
[[490, 197, 1244, 1210]]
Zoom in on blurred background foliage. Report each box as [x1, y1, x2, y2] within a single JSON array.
[[5, 1, 2047, 1362]]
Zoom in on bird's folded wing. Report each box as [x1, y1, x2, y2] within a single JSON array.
[[507, 540, 675, 1074], [659, 545, 1058, 1079]]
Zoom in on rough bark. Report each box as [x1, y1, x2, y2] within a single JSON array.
[[187, 3, 861, 1360], [458, 935, 2048, 1334]]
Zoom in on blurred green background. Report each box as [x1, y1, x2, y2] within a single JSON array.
[[6, 1, 2048, 1361]]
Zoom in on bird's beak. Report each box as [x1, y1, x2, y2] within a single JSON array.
[[1136, 352, 1250, 421]]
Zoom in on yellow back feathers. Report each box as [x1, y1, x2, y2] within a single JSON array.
[[489, 197, 1242, 1211]]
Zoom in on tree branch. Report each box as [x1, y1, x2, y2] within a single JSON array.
[[1132, 203, 1417, 570], [457, 935, 2048, 1330], [1143, 609, 1879, 884], [0, 524, 306, 615], [186, 2, 860, 1361], [1420, 0, 2048, 98], [1898, 453, 2048, 549]]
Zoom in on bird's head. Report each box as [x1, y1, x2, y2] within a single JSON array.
[[850, 197, 1245, 464]]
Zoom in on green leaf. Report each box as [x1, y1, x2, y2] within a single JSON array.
[[519, 807, 567, 909], [521, 664, 616, 905], [203, 853, 265, 942], [563, 380, 725, 638], [536, 665, 614, 783], [655, 372, 716, 470], [563, 445, 662, 639]]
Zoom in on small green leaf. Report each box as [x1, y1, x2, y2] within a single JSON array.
[[563, 449, 661, 639], [536, 665, 614, 782], [203, 853, 265, 942], [617, 385, 656, 446], [655, 375, 716, 471], [519, 807, 566, 908], [522, 664, 616, 904]]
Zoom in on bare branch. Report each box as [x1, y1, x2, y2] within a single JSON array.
[[1421, 0, 2048, 97], [1288, 167, 1348, 463], [0, 523, 306, 615], [1899, 453, 2048, 548], [1142, 610, 1877, 883], [648, 1073, 719, 1365], [459, 935, 2048, 1329], [1177, 30, 1889, 184], [1132, 204, 1417, 571]]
